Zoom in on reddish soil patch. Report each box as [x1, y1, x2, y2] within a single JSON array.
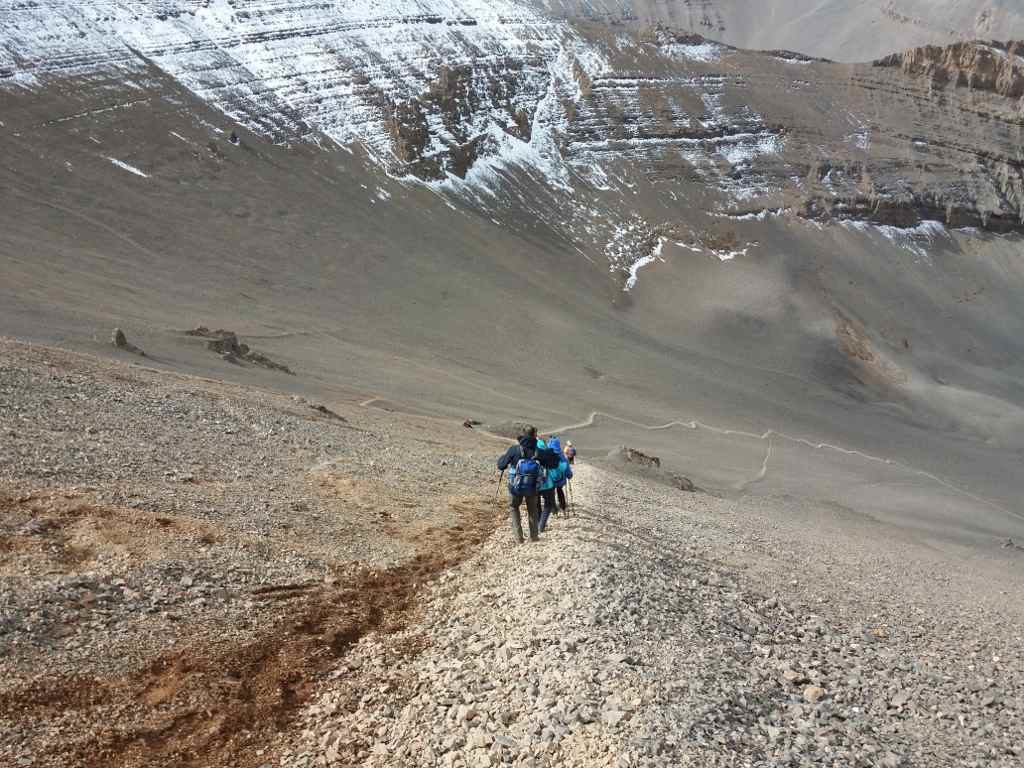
[[1, 494, 503, 768], [0, 490, 223, 576]]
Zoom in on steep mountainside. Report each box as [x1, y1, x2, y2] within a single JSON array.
[[3, 2, 1021, 245], [3, 1, 1024, 544], [535, 0, 1024, 61]]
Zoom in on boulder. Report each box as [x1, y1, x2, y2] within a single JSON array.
[[110, 328, 145, 356]]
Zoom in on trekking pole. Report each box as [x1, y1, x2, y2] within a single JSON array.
[[494, 470, 505, 502], [568, 478, 575, 516]]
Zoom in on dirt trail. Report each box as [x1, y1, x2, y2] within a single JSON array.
[[2, 496, 503, 768]]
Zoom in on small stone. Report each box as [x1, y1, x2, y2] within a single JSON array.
[[466, 729, 491, 750], [602, 709, 628, 726], [803, 685, 825, 704], [783, 669, 806, 685]]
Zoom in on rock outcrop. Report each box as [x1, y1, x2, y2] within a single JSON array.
[[110, 328, 144, 356], [875, 40, 1024, 98], [187, 328, 293, 375]]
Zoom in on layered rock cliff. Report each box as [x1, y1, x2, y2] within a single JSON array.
[[875, 39, 1024, 98], [2, 2, 1023, 290]]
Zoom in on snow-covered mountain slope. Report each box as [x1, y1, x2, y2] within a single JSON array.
[[2, 3, 1023, 275], [0, 0, 579, 167], [534, 0, 1024, 61], [3, 2, 1023, 292]]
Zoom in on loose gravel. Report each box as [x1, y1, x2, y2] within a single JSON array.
[[0, 339, 502, 768], [3, 338, 1022, 768], [280, 464, 1024, 768]]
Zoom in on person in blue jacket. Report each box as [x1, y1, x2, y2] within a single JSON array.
[[536, 437, 563, 532], [548, 436, 573, 512]]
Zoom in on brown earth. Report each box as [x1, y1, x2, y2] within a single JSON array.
[[1, 490, 501, 768], [0, 491, 224, 577], [0, 339, 511, 768]]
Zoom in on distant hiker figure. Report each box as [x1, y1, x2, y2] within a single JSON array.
[[535, 437, 564, 533], [564, 441, 576, 465], [497, 426, 543, 543], [548, 436, 573, 513]]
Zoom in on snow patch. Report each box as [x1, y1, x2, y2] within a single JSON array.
[[841, 219, 949, 261], [0, 70, 40, 90], [712, 207, 786, 221], [105, 157, 149, 178], [773, 56, 813, 66], [848, 129, 871, 152], [663, 43, 721, 63], [624, 238, 665, 292], [714, 247, 750, 261]]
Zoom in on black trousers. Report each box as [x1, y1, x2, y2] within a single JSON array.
[[556, 486, 567, 511], [541, 489, 558, 514]]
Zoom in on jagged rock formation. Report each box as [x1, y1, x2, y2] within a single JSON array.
[[186, 328, 294, 374], [875, 40, 1024, 98]]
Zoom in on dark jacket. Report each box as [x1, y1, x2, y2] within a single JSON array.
[[497, 435, 537, 471]]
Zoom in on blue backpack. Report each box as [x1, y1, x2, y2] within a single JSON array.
[[509, 453, 544, 495]]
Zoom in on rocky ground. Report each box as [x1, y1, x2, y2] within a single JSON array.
[[278, 469, 1024, 768], [2, 338, 1023, 767], [0, 338, 504, 767]]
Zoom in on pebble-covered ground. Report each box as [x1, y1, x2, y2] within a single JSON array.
[[280, 464, 1024, 768], [0, 339, 503, 768], [2, 339, 1023, 768]]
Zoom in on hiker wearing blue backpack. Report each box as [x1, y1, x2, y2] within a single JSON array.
[[497, 427, 544, 543], [547, 436, 574, 513], [535, 437, 566, 532]]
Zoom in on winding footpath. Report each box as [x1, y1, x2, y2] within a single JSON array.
[[547, 411, 1019, 521]]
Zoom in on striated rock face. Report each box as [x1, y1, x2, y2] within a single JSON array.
[[0, 0, 572, 173], [2, 2, 1024, 288], [875, 40, 1024, 98]]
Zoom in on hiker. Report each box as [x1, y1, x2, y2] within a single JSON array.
[[497, 427, 543, 543], [564, 440, 577, 465], [548, 436, 573, 512], [535, 437, 564, 532]]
